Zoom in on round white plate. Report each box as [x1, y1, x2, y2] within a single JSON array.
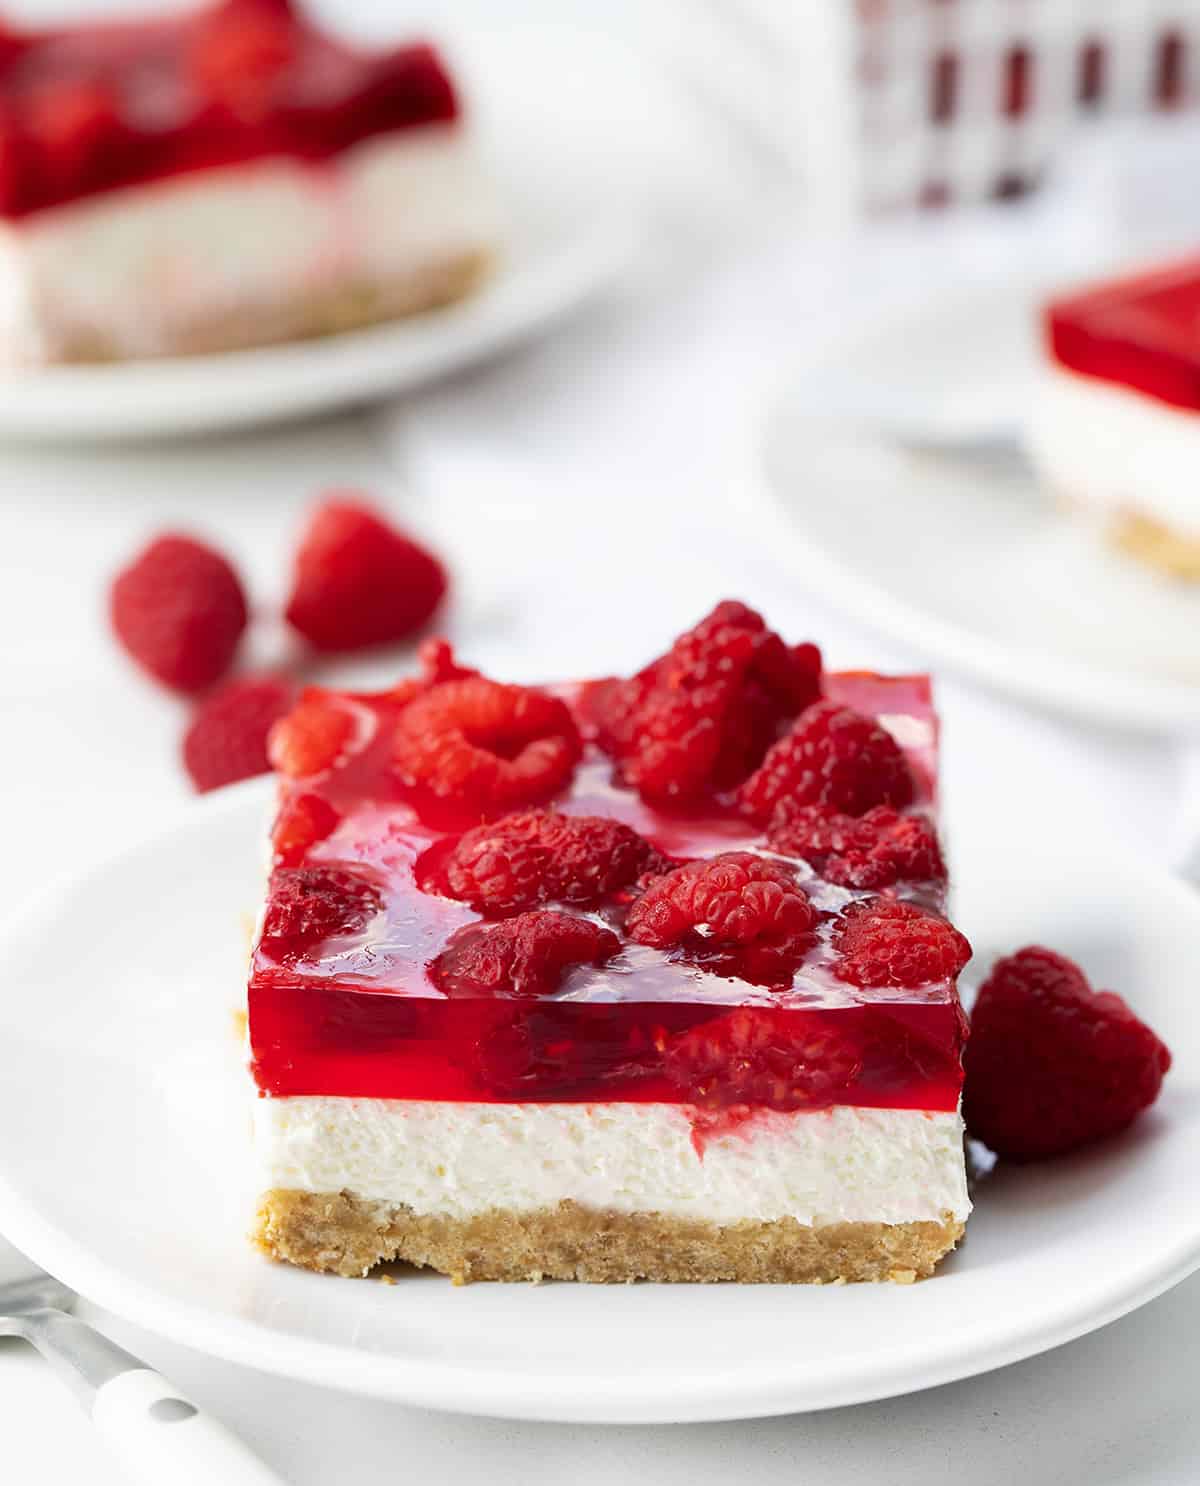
[[0, 35, 635, 441], [0, 780, 1196, 1423], [759, 283, 1200, 735]]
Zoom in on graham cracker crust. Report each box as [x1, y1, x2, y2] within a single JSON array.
[[254, 1189, 965, 1284], [45, 248, 491, 363], [1109, 510, 1200, 581]]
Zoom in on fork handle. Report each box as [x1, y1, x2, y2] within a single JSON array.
[[93, 1367, 285, 1485], [24, 1309, 284, 1484]]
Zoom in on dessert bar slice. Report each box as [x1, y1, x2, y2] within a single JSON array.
[[249, 606, 972, 1283], [1027, 257, 1200, 578], [0, 1, 494, 363]]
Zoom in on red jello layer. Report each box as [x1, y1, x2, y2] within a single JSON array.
[[1047, 257, 1200, 412], [248, 670, 966, 1111], [249, 987, 965, 1110], [0, 3, 458, 219]]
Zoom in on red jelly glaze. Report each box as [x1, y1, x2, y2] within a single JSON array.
[[1047, 258, 1200, 413], [0, 1, 458, 219], [248, 670, 966, 1113]]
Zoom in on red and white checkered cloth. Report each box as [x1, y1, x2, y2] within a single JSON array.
[[677, 0, 1200, 220]]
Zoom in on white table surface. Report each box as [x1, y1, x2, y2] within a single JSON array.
[[0, 20, 1195, 1475]]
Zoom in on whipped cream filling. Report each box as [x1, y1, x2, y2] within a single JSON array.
[[1026, 362, 1200, 536], [0, 124, 496, 362], [254, 1097, 970, 1227]]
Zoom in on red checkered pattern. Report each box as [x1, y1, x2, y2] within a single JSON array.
[[712, 0, 1200, 218]]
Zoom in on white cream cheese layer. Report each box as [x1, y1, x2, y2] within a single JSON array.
[[255, 1097, 970, 1227], [1026, 362, 1200, 537], [0, 124, 496, 362]]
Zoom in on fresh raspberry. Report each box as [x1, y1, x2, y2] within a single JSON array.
[[260, 864, 383, 963], [626, 851, 817, 985], [431, 910, 619, 998], [664, 1007, 862, 1110], [269, 688, 358, 778], [271, 791, 341, 866], [585, 602, 822, 804], [768, 804, 944, 889], [963, 946, 1171, 1162], [416, 637, 478, 686], [110, 533, 248, 693], [832, 897, 971, 988], [428, 809, 665, 913], [374, 639, 478, 711], [393, 678, 581, 821], [738, 700, 914, 824], [182, 674, 294, 793], [284, 497, 448, 653]]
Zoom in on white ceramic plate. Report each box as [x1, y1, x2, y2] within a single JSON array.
[[0, 780, 1196, 1423], [0, 35, 634, 441], [759, 283, 1200, 735]]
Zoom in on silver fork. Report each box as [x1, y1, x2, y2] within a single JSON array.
[[1, 1245, 284, 1484]]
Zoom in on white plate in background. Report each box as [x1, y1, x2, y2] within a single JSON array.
[[0, 779, 1195, 1422], [759, 281, 1200, 735], [0, 30, 640, 442]]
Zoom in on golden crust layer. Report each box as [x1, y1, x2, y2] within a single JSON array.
[[44, 250, 491, 363], [254, 1189, 965, 1285]]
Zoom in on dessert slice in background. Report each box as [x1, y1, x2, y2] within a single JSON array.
[[1027, 257, 1200, 579], [248, 605, 972, 1283], [0, 1, 495, 363]]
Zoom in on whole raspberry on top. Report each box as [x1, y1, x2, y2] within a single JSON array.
[[963, 946, 1171, 1162], [110, 533, 248, 693], [269, 688, 360, 778], [260, 864, 383, 964], [431, 910, 619, 998], [664, 1007, 862, 1110], [284, 496, 447, 652], [768, 803, 944, 889], [271, 791, 341, 867], [584, 601, 821, 805], [429, 809, 666, 913], [182, 673, 294, 793], [393, 677, 581, 822], [832, 897, 970, 988], [626, 851, 817, 985], [270, 642, 478, 781], [738, 700, 914, 824], [416, 637, 479, 686]]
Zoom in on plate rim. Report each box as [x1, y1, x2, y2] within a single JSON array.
[[753, 290, 1200, 739], [1, 782, 1199, 1423], [0, 222, 634, 442]]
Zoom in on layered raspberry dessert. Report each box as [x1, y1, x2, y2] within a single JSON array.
[[250, 607, 972, 1283], [1027, 257, 1200, 579], [0, 1, 493, 363]]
